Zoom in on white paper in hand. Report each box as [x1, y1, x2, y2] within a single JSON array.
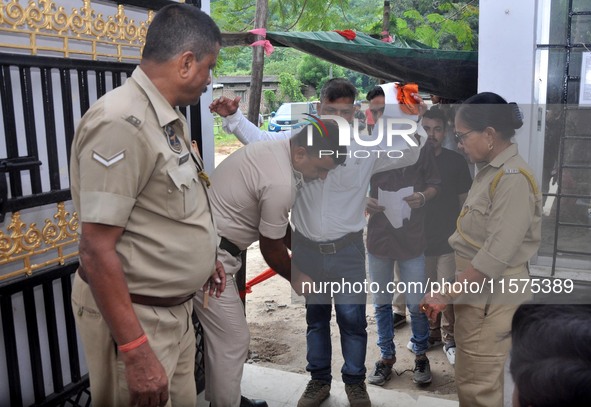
[[378, 186, 413, 228]]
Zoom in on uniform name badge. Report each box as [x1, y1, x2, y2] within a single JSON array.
[[178, 152, 190, 166]]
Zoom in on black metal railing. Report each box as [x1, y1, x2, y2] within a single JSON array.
[[0, 262, 89, 407], [0, 54, 134, 219], [536, 0, 591, 276]]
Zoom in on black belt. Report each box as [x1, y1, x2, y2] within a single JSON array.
[[293, 230, 363, 255], [130, 293, 194, 307], [78, 269, 194, 308], [219, 236, 242, 257]]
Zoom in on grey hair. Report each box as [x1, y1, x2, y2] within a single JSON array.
[[142, 4, 221, 63]]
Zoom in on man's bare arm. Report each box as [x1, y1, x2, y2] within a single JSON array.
[[79, 222, 168, 407], [259, 233, 313, 296], [258, 234, 291, 280]]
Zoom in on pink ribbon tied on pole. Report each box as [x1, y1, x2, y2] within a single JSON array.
[[249, 28, 274, 56], [381, 30, 393, 43]]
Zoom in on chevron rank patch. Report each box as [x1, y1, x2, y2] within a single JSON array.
[[92, 150, 125, 167]]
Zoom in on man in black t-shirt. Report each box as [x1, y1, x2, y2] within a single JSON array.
[[422, 107, 472, 366]]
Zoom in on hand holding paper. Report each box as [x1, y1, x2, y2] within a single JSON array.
[[378, 186, 413, 228]]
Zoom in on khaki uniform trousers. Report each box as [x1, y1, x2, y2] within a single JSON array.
[[454, 255, 531, 407], [71, 274, 197, 407], [193, 248, 249, 407]]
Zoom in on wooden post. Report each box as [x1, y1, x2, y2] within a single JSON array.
[[382, 1, 390, 35], [380, 1, 391, 84], [247, 0, 269, 125]]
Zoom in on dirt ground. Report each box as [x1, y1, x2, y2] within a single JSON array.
[[214, 144, 458, 402]]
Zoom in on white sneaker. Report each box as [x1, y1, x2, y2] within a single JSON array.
[[406, 337, 443, 353], [444, 345, 456, 366]]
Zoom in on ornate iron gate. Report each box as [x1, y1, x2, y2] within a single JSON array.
[[0, 1, 206, 405]]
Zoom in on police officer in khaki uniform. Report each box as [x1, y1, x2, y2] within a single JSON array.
[[70, 5, 222, 407], [194, 124, 345, 407], [421, 92, 542, 407]]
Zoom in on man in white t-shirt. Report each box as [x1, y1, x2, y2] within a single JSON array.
[[210, 79, 424, 407]]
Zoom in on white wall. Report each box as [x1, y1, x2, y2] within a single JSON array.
[[478, 0, 538, 164], [200, 0, 216, 173]]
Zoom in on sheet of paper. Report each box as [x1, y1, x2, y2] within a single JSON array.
[[378, 186, 413, 228]]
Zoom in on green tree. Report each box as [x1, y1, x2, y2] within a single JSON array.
[[264, 48, 301, 76], [263, 89, 278, 112], [278, 72, 305, 102], [296, 55, 345, 90], [211, 0, 479, 92], [364, 1, 479, 50]]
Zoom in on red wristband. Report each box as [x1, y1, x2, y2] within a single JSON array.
[[118, 333, 148, 353]]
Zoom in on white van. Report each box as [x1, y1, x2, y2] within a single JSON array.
[[268, 101, 318, 132]]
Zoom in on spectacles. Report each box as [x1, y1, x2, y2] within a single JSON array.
[[454, 129, 475, 144], [370, 107, 384, 117]]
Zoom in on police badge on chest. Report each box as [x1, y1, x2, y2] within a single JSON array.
[[164, 124, 182, 154]]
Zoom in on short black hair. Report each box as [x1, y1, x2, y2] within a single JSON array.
[[319, 78, 357, 103], [291, 121, 347, 166], [510, 303, 591, 407], [456, 92, 523, 139], [423, 106, 448, 129], [366, 86, 385, 102], [142, 4, 221, 62]]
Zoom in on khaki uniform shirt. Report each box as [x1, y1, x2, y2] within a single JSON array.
[[209, 139, 295, 251], [70, 67, 216, 297], [448, 144, 542, 280]]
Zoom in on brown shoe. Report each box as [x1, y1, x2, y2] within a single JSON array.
[[345, 381, 371, 407], [297, 379, 331, 407]]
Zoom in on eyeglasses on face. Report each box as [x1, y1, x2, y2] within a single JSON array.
[[454, 129, 475, 144]]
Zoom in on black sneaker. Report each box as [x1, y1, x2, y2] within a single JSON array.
[[367, 360, 394, 386], [239, 396, 268, 407], [297, 379, 331, 407], [392, 312, 407, 328], [344, 382, 371, 407], [413, 355, 432, 385]]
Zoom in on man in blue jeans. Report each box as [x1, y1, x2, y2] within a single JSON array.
[[365, 86, 441, 386], [210, 79, 424, 407]]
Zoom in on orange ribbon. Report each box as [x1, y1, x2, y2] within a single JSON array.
[[395, 83, 420, 115]]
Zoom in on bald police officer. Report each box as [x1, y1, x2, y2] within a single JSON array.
[[70, 5, 222, 407]]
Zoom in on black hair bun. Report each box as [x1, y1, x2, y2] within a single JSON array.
[[509, 102, 524, 129]]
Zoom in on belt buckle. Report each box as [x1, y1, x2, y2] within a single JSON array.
[[319, 243, 336, 255]]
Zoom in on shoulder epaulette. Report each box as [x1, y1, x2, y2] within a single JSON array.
[[490, 168, 540, 198]]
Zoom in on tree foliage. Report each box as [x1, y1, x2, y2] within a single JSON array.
[[263, 89, 278, 112], [212, 0, 478, 49], [211, 0, 478, 99], [297, 55, 345, 90], [277, 72, 305, 102]]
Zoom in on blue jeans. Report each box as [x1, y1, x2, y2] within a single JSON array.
[[292, 236, 368, 385], [367, 253, 429, 357]]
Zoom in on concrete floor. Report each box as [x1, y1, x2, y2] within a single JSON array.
[[199, 364, 460, 407]]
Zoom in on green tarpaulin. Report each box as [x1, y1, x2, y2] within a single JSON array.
[[266, 31, 478, 101]]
